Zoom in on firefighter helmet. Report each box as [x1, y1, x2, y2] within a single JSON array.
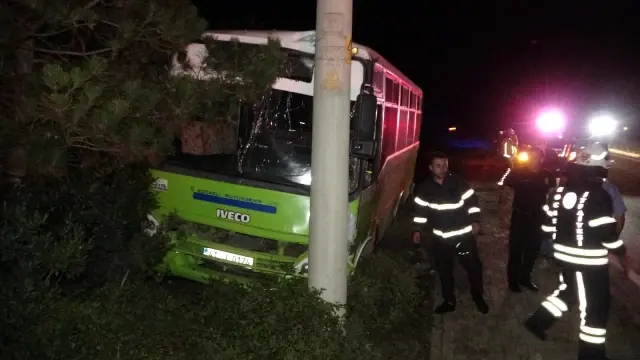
[[574, 142, 611, 169]]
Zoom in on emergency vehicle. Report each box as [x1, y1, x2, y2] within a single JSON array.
[[147, 30, 423, 283]]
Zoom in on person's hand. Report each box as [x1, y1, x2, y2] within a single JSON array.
[[412, 231, 421, 245], [471, 222, 481, 235]]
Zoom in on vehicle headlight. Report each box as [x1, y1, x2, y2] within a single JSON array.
[[517, 152, 529, 162], [144, 214, 160, 236], [293, 256, 308, 274], [588, 115, 618, 137]]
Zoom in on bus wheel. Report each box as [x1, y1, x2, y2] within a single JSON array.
[[359, 234, 375, 259], [370, 225, 383, 254]]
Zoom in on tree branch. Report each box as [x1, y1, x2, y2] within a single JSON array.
[[30, 47, 112, 57], [85, 0, 102, 9]]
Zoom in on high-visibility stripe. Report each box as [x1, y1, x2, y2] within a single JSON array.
[[432, 225, 473, 239]]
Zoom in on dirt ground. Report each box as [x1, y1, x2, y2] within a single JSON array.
[[427, 182, 640, 360]]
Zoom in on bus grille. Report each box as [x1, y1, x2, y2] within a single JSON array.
[[216, 231, 307, 258]]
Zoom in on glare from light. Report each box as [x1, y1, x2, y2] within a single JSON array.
[[588, 114, 618, 137], [536, 109, 566, 134], [624, 126, 628, 131], [449, 127, 457, 132], [517, 152, 529, 162], [297, 172, 312, 185]]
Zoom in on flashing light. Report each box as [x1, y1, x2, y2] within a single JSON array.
[[588, 114, 618, 137], [517, 151, 529, 162], [449, 127, 457, 132], [536, 109, 566, 134]]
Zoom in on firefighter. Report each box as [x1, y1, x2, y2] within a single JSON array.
[[500, 128, 519, 164], [411, 151, 489, 314], [523, 142, 628, 360], [498, 147, 555, 292]]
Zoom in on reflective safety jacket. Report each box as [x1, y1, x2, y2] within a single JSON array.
[[500, 135, 518, 159], [541, 181, 626, 267], [411, 174, 480, 242]]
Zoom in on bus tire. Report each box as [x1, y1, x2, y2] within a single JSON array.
[[358, 235, 375, 259], [371, 225, 383, 254]]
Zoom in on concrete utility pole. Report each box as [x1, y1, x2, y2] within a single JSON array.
[[308, 0, 353, 313]]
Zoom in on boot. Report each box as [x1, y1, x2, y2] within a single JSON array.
[[577, 340, 607, 360], [472, 294, 489, 314], [519, 279, 539, 292], [434, 300, 456, 314], [523, 307, 557, 341]]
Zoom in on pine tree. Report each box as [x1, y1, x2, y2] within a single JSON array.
[[1, 0, 284, 178], [0, 3, 285, 355]]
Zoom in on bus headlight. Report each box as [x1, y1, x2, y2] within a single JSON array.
[[293, 256, 308, 274], [144, 214, 160, 236]]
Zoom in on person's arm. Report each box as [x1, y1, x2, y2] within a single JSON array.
[[410, 183, 429, 243], [459, 178, 481, 234], [608, 183, 627, 236], [594, 188, 628, 273], [498, 169, 517, 215]]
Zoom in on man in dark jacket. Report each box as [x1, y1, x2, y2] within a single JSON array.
[[411, 152, 489, 314], [499, 147, 555, 292]]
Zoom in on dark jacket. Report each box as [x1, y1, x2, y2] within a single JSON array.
[[501, 167, 555, 219], [541, 179, 625, 269], [411, 174, 480, 243]]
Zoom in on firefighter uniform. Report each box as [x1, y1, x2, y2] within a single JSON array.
[[524, 175, 625, 359], [499, 128, 519, 167], [500, 165, 555, 292], [411, 174, 488, 314]]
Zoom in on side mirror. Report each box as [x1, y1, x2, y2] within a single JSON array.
[[350, 92, 378, 158]]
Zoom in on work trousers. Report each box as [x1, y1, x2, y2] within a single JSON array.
[[431, 236, 484, 303], [507, 212, 543, 285], [527, 266, 610, 360]]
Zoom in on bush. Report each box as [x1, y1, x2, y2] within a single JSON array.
[[0, 246, 432, 360], [0, 2, 432, 359]]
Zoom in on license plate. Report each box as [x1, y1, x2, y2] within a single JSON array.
[[202, 248, 254, 267]]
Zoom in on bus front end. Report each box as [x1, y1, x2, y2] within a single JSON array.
[[149, 31, 370, 284]]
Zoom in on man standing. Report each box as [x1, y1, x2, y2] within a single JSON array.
[[499, 147, 555, 292], [411, 152, 489, 314], [523, 142, 628, 360], [498, 128, 519, 168]]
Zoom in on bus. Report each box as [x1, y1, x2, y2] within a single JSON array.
[[148, 30, 423, 283]]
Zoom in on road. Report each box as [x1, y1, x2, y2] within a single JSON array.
[[608, 153, 640, 290], [428, 183, 640, 360]]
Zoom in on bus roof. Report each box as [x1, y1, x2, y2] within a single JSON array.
[[203, 30, 422, 96]]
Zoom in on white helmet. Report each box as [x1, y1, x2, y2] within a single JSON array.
[[574, 142, 611, 168]]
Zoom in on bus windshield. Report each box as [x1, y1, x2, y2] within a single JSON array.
[[240, 90, 313, 185], [168, 89, 360, 192], [240, 89, 359, 190]]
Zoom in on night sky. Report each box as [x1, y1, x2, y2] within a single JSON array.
[[193, 0, 640, 139]]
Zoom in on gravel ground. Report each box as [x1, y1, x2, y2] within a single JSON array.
[[428, 183, 640, 360]]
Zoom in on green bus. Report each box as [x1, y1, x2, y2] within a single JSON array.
[[147, 30, 423, 283]]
